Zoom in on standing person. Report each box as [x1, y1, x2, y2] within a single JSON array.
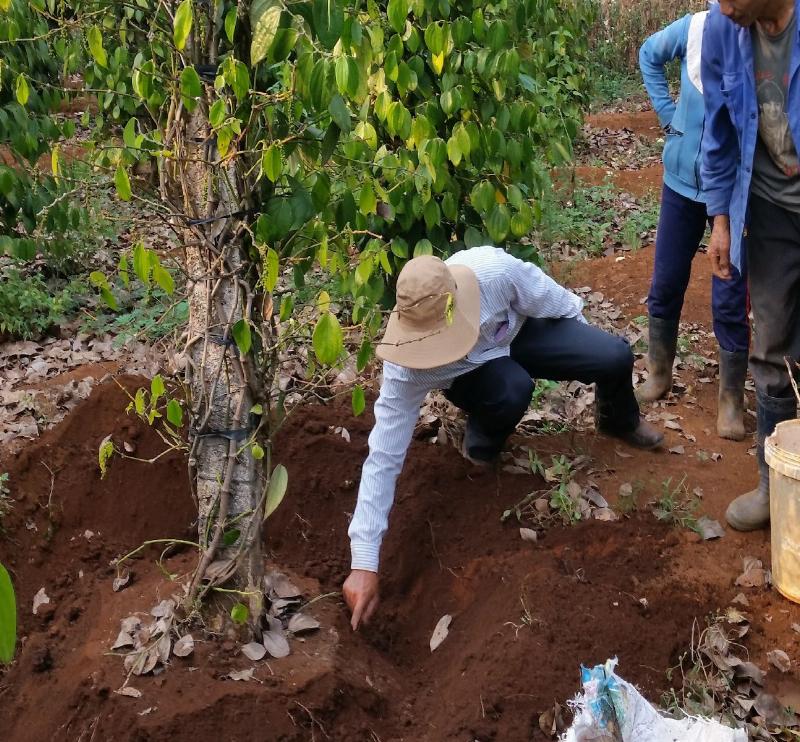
[[343, 246, 664, 629], [637, 10, 750, 441], [702, 0, 800, 530]]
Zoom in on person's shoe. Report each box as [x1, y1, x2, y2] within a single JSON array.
[[717, 348, 748, 441], [726, 449, 770, 531], [460, 436, 493, 467], [635, 316, 679, 403], [603, 419, 664, 450], [726, 393, 797, 531]]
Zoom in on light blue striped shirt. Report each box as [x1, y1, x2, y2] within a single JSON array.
[[348, 246, 585, 572]]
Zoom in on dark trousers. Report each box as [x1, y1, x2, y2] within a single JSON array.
[[747, 194, 800, 400], [444, 318, 640, 460], [648, 184, 749, 353]]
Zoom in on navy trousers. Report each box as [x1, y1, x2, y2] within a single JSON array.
[[445, 318, 641, 461], [648, 184, 749, 353]]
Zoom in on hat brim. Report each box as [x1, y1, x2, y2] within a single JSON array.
[[376, 265, 480, 370]]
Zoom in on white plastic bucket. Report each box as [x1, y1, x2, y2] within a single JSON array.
[[765, 418, 800, 603]]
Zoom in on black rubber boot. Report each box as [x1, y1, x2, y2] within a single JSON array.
[[636, 316, 679, 403], [726, 393, 797, 531], [604, 418, 664, 450], [717, 349, 748, 441]]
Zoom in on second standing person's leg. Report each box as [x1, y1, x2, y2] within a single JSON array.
[[712, 257, 750, 440], [638, 185, 709, 402], [726, 195, 800, 531]]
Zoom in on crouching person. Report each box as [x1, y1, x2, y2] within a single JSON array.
[[343, 246, 663, 629]]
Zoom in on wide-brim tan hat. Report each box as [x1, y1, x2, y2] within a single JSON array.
[[377, 256, 480, 370]]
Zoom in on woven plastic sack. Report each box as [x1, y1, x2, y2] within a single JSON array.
[[561, 659, 747, 742]]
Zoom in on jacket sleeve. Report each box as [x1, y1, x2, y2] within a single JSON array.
[[348, 368, 429, 572], [700, 5, 737, 216], [639, 14, 690, 128]]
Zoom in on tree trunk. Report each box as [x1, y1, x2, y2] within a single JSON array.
[[179, 107, 264, 620]]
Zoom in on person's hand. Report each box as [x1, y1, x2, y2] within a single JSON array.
[[709, 215, 732, 280], [343, 569, 379, 631]]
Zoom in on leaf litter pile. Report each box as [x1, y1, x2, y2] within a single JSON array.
[[109, 570, 322, 691], [670, 573, 800, 741]]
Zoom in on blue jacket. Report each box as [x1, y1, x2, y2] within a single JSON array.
[[701, 0, 800, 271], [640, 12, 709, 202]]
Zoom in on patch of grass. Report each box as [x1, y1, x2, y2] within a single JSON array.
[[537, 182, 618, 255], [547, 455, 583, 524], [590, 68, 645, 108], [653, 475, 700, 532], [617, 480, 645, 515], [0, 267, 85, 340], [531, 379, 559, 409], [81, 286, 188, 345]]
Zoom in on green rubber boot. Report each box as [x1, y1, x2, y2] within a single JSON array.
[[636, 316, 679, 403], [717, 349, 748, 441]]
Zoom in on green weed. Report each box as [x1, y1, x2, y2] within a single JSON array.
[[0, 268, 84, 340], [617, 481, 644, 515], [621, 219, 641, 252], [81, 287, 188, 345], [653, 476, 700, 532], [537, 182, 618, 255], [531, 379, 559, 408]]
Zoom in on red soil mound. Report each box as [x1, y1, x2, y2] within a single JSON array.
[[0, 378, 735, 741]]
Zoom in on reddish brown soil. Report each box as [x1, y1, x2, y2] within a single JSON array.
[[571, 164, 663, 198], [586, 110, 662, 139], [2, 249, 800, 740]]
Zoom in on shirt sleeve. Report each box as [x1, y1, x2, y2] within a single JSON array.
[[639, 15, 690, 128], [348, 368, 429, 572], [700, 6, 737, 217], [503, 252, 585, 321]]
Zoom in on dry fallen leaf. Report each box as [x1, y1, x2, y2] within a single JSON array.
[[32, 587, 50, 615], [173, 634, 194, 658], [112, 570, 131, 593], [430, 614, 452, 653], [268, 573, 302, 599], [287, 612, 321, 634], [538, 702, 565, 738], [668, 445, 686, 455], [696, 516, 725, 540], [754, 691, 798, 726], [519, 528, 538, 543], [736, 557, 771, 588], [156, 634, 172, 663], [767, 649, 791, 673], [115, 686, 142, 698], [792, 623, 800, 634], [120, 615, 141, 634], [593, 507, 618, 521], [735, 661, 766, 685], [228, 668, 255, 682], [112, 629, 135, 650], [241, 642, 267, 661], [150, 599, 175, 618], [582, 487, 608, 508], [263, 630, 290, 658]]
